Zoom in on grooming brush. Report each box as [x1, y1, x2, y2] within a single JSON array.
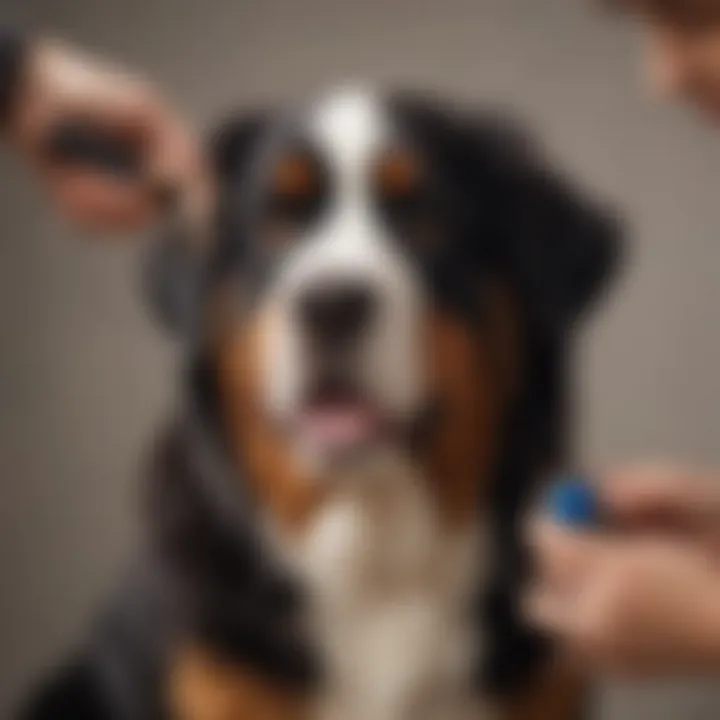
[[546, 475, 601, 530]]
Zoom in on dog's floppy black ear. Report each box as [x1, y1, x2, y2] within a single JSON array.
[[482, 120, 623, 336], [467, 120, 623, 697], [390, 94, 621, 334], [143, 111, 267, 338]]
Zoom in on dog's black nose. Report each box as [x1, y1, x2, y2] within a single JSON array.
[[298, 283, 376, 346]]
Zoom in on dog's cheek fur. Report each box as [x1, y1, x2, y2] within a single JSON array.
[[421, 280, 525, 528], [215, 305, 327, 533], [483, 281, 525, 414], [421, 309, 497, 526]]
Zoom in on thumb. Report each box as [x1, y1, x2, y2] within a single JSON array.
[[529, 521, 611, 588]]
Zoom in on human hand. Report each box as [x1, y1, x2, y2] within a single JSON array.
[[526, 464, 720, 678], [601, 464, 720, 552], [526, 522, 720, 677], [7, 39, 209, 232]]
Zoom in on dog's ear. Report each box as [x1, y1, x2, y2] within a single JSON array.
[[390, 95, 621, 335], [144, 112, 267, 338], [466, 120, 623, 696], [477, 119, 623, 337]]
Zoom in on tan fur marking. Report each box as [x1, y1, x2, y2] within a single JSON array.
[[376, 149, 423, 197], [274, 154, 318, 199], [423, 311, 499, 527], [422, 284, 525, 529], [169, 645, 308, 720], [217, 309, 326, 533], [484, 281, 525, 412]]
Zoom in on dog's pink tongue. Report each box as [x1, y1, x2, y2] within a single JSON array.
[[300, 405, 376, 452]]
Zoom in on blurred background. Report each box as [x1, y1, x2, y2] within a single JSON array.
[[2, 0, 720, 717]]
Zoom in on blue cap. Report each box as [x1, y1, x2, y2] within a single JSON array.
[[546, 476, 600, 529]]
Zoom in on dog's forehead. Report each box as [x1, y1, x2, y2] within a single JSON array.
[[302, 87, 396, 173]]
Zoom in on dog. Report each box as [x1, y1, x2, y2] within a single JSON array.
[[20, 85, 620, 720]]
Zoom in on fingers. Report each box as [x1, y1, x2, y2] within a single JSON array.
[[525, 523, 619, 639], [529, 522, 606, 588], [145, 107, 212, 222], [46, 171, 158, 233], [14, 40, 211, 234], [601, 464, 720, 530], [526, 472, 720, 676], [15, 40, 156, 146], [525, 582, 577, 634], [39, 113, 207, 235]]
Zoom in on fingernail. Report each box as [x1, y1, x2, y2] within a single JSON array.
[[546, 475, 600, 530]]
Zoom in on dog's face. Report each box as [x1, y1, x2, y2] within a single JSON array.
[[238, 89, 432, 469], [154, 86, 619, 529]]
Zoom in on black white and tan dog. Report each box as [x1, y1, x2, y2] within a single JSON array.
[[20, 85, 621, 720]]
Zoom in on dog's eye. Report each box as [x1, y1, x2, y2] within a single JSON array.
[[374, 150, 439, 253], [265, 151, 327, 231], [274, 155, 317, 198]]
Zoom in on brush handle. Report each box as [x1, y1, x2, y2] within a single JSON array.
[[46, 121, 143, 178], [45, 121, 178, 208]]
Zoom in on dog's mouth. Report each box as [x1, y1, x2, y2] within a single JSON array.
[[282, 372, 441, 466], [294, 376, 384, 458]]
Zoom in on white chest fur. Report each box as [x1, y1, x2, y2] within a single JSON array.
[[277, 450, 496, 720]]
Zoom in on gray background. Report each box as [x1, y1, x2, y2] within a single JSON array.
[[1, 0, 720, 717]]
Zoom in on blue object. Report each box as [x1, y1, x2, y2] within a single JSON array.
[[546, 476, 600, 529]]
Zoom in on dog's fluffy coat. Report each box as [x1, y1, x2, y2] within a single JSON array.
[[21, 87, 620, 720]]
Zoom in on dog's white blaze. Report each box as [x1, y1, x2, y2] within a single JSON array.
[[262, 87, 425, 425], [263, 88, 495, 718], [308, 84, 392, 193]]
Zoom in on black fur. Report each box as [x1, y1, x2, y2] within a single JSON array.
[[389, 93, 620, 694], [20, 92, 621, 720]]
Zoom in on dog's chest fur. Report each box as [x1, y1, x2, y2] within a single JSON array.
[[272, 450, 495, 720]]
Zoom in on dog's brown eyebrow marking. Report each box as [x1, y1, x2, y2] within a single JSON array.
[[375, 149, 423, 197], [263, 148, 328, 241], [273, 153, 319, 198]]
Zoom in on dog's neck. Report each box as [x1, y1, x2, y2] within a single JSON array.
[[268, 446, 480, 589], [262, 446, 489, 720]]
